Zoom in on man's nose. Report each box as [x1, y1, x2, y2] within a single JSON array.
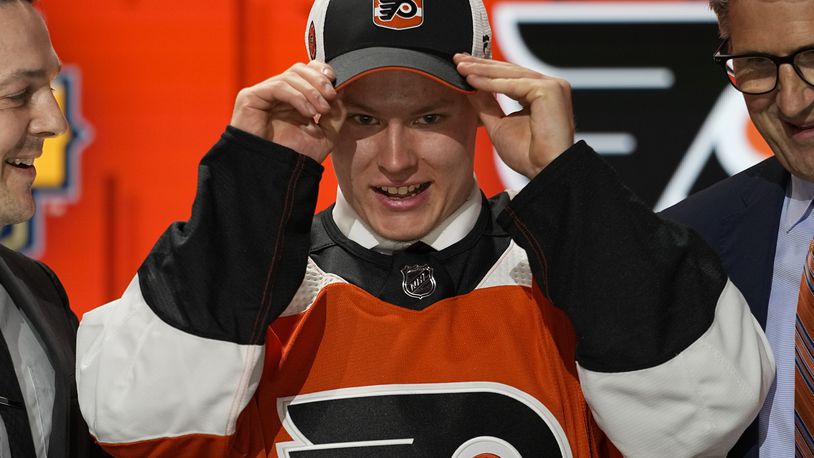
[[775, 63, 814, 119], [29, 88, 68, 139], [377, 124, 418, 179]]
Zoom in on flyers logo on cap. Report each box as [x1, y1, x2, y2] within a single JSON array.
[[373, 0, 424, 30]]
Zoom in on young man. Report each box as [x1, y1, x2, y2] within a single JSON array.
[[78, 0, 774, 455], [0, 0, 105, 456], [662, 0, 814, 455]]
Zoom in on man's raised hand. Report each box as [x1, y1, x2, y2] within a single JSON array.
[[230, 61, 345, 163], [455, 54, 575, 179]]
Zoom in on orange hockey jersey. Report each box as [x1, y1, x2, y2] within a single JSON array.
[[77, 129, 772, 457]]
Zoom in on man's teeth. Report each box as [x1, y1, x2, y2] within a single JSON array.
[[6, 158, 34, 166], [379, 184, 420, 196]]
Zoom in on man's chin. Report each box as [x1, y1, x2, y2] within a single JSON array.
[[0, 199, 35, 228], [372, 222, 431, 244]]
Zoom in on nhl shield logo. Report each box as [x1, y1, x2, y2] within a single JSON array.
[[373, 0, 424, 30], [401, 264, 436, 299]]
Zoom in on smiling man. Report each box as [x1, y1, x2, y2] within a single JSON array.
[[0, 1, 105, 457], [662, 0, 814, 455], [78, 0, 773, 456]]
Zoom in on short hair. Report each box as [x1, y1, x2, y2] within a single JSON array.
[[0, 0, 34, 4], [709, 0, 730, 38]]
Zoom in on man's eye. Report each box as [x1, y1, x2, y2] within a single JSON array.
[[4, 89, 32, 105], [416, 114, 441, 125], [351, 114, 378, 125]]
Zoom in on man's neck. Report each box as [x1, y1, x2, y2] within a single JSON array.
[[332, 183, 483, 254]]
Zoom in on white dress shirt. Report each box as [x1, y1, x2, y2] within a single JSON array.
[[332, 182, 483, 252], [760, 175, 814, 456], [0, 282, 55, 458]]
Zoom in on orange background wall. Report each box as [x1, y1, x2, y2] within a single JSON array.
[[35, 1, 229, 314], [27, 0, 768, 317], [32, 0, 512, 316]]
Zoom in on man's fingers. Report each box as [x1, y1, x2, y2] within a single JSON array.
[[248, 79, 320, 119], [464, 74, 571, 109], [289, 62, 338, 103], [467, 89, 505, 131], [318, 97, 346, 144], [234, 60, 336, 116], [456, 55, 541, 80], [284, 72, 333, 115], [228, 61, 342, 161], [248, 64, 333, 112], [307, 60, 336, 81], [455, 53, 571, 109], [455, 55, 576, 177]]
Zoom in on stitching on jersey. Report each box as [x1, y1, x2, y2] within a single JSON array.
[[225, 344, 262, 436], [503, 206, 551, 299], [279, 257, 347, 317], [474, 241, 532, 289], [252, 155, 306, 345]]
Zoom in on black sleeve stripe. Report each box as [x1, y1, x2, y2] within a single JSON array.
[[498, 141, 724, 373], [137, 128, 322, 345]]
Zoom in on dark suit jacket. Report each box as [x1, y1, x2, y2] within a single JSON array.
[[661, 156, 788, 458], [0, 244, 105, 457]]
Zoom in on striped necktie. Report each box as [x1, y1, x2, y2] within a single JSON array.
[[796, 239, 814, 456]]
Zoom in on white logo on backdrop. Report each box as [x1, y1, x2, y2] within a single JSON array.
[[491, 2, 767, 210]]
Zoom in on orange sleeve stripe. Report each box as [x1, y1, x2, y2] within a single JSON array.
[[99, 434, 234, 458]]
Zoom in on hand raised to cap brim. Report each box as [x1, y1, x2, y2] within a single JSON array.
[[455, 53, 575, 179], [230, 61, 345, 164]]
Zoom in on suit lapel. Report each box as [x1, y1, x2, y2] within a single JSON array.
[[0, 250, 74, 458], [0, 277, 36, 457], [719, 158, 787, 329], [0, 252, 72, 384]]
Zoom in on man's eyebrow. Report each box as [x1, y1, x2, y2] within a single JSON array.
[[343, 97, 456, 115], [342, 99, 375, 113], [0, 62, 63, 89], [410, 98, 455, 115], [731, 43, 814, 56]]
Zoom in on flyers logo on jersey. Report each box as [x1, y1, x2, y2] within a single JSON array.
[[276, 383, 570, 457], [373, 0, 424, 30]]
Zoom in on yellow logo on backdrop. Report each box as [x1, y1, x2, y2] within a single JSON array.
[[0, 67, 91, 256], [36, 82, 72, 189]]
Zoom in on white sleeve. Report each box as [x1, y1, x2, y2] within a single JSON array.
[[76, 275, 265, 444], [578, 280, 775, 457]]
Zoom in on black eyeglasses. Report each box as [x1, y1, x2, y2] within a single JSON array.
[[713, 39, 814, 95]]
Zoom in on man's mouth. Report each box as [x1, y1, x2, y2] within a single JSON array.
[[374, 183, 430, 198], [5, 158, 35, 169], [784, 119, 814, 135]]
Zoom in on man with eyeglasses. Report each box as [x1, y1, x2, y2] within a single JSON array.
[[662, 0, 814, 455]]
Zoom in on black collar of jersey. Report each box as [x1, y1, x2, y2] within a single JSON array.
[[309, 192, 513, 310]]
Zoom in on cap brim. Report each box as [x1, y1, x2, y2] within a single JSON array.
[[329, 47, 474, 93]]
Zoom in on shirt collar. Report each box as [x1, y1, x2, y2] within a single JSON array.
[[332, 182, 483, 254], [783, 174, 814, 233]]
